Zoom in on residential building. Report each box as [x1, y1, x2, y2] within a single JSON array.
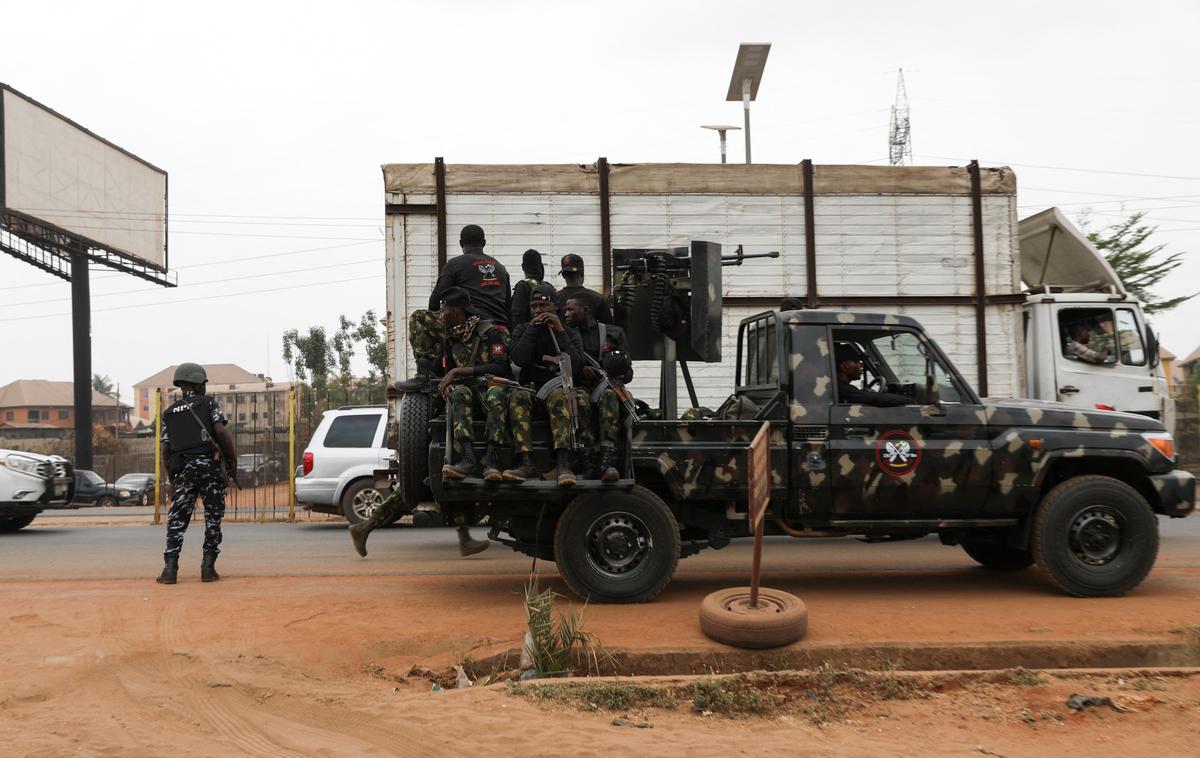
[[0, 380, 131, 431], [1179, 344, 1200, 388], [133, 364, 293, 431]]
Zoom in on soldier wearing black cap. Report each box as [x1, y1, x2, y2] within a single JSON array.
[[396, 224, 512, 391], [509, 249, 546, 327], [556, 253, 613, 325], [834, 343, 912, 407]]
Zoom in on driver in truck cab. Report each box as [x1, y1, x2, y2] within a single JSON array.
[[834, 343, 913, 407], [1065, 320, 1115, 365]]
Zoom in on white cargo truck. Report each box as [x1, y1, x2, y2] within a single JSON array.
[[382, 160, 1171, 426]]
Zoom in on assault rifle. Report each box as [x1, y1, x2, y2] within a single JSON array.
[[547, 329, 580, 450], [184, 401, 241, 490], [582, 352, 640, 421]]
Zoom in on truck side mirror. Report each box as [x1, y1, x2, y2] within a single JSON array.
[[919, 341, 945, 413], [1146, 325, 1161, 368]]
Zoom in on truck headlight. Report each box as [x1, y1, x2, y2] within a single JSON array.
[[1141, 432, 1176, 460], [0, 454, 41, 476]]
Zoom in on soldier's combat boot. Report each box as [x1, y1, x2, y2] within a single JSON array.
[[349, 520, 373, 557], [482, 444, 503, 482], [502, 452, 539, 482], [457, 525, 490, 556], [394, 358, 433, 392], [200, 551, 220, 582], [156, 553, 178, 585], [441, 442, 477, 480], [555, 448, 576, 487], [597, 446, 619, 483]]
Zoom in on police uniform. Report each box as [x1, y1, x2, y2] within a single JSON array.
[[156, 364, 233, 585], [402, 225, 512, 388]]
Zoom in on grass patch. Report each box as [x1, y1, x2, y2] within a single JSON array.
[[510, 681, 678, 712], [689, 676, 780, 716], [1006, 667, 1046, 686]]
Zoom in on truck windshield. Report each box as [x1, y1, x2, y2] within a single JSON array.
[[868, 332, 962, 403]]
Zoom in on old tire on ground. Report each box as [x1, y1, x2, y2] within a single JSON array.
[[961, 540, 1034, 570], [0, 513, 37, 532], [699, 587, 807, 649], [553, 484, 680, 604], [341, 479, 385, 525], [1031, 475, 1158, 597], [397, 391, 433, 510]]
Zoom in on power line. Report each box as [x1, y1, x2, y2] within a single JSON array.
[[0, 274, 380, 323], [919, 155, 1200, 181]]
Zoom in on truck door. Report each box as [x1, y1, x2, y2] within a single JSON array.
[[826, 327, 993, 518], [1052, 305, 1160, 418]]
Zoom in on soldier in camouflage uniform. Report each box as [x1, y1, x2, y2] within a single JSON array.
[[1066, 320, 1114, 365], [563, 294, 633, 482], [505, 283, 591, 485], [156, 363, 238, 585], [350, 287, 508, 558], [396, 224, 512, 391]]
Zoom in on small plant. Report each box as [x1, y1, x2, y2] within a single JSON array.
[[1007, 668, 1046, 687], [511, 681, 677, 711], [522, 583, 613, 678], [689, 676, 778, 716]]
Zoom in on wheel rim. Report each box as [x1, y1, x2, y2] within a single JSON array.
[[720, 591, 787, 616], [1068, 505, 1123, 566], [352, 488, 384, 520], [584, 511, 653, 579]]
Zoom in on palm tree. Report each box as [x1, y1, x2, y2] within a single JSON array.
[[92, 373, 116, 398]]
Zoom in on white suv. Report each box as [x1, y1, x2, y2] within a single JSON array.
[[296, 406, 394, 524], [0, 449, 74, 531]]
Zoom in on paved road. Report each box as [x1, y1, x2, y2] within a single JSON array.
[[5, 512, 1199, 582]]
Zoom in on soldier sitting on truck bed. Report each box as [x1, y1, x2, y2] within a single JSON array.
[[396, 224, 512, 391], [834, 343, 913, 407], [563, 294, 633, 482], [504, 283, 593, 486], [509, 248, 546, 328]]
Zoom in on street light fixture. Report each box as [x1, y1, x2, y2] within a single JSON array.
[[725, 43, 771, 164], [701, 124, 741, 163]]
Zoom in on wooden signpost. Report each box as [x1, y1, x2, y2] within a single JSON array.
[[747, 420, 771, 607]]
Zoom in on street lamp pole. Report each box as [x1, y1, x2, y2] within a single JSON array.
[[701, 125, 741, 163], [725, 43, 771, 165]]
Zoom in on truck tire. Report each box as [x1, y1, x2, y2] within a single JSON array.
[[553, 485, 680, 604], [0, 513, 37, 532], [699, 587, 808, 649], [961, 540, 1034, 570], [341, 479, 386, 525], [397, 392, 433, 509], [1031, 475, 1159, 597]]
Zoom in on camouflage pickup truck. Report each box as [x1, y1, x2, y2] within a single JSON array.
[[393, 309, 1195, 604]]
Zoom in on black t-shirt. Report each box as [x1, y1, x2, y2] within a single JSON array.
[[836, 381, 911, 407], [556, 285, 612, 325], [509, 278, 544, 326], [509, 322, 586, 388], [428, 251, 512, 326]]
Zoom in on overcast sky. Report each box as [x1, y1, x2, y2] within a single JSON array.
[[1, 0, 1198, 401]]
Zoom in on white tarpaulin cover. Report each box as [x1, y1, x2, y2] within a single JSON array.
[[1, 85, 167, 269], [1018, 207, 1123, 293]]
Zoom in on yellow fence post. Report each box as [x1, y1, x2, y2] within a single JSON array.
[[153, 389, 162, 525], [288, 386, 296, 522]]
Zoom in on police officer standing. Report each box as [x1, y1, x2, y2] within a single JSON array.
[[556, 254, 613, 324], [156, 363, 237, 585], [396, 224, 512, 391]]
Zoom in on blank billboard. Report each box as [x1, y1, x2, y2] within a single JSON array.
[[1, 85, 167, 270]]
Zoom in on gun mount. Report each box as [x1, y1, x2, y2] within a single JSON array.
[[612, 241, 778, 417]]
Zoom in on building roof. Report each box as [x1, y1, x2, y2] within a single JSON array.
[[133, 364, 263, 388], [1159, 346, 1176, 361], [1180, 344, 1200, 368], [0, 380, 129, 409]]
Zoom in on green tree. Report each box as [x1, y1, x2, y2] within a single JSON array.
[[331, 315, 356, 405], [282, 327, 334, 422], [92, 373, 116, 398], [354, 309, 389, 403], [1087, 212, 1195, 313]]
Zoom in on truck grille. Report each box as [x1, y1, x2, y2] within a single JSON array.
[[792, 425, 829, 442]]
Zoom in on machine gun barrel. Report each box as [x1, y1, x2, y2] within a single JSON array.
[[721, 250, 779, 266]]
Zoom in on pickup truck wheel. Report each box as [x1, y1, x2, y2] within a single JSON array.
[[961, 541, 1034, 570], [1032, 475, 1158, 597], [0, 514, 37, 532], [397, 392, 433, 509], [699, 587, 807, 649], [341, 480, 386, 525], [553, 485, 680, 604]]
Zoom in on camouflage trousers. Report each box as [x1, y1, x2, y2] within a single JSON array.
[[408, 309, 445, 362], [593, 387, 620, 448], [447, 383, 509, 448], [545, 387, 596, 451], [164, 457, 227, 556], [507, 386, 621, 451]]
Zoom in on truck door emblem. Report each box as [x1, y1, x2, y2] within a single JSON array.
[[876, 430, 921, 476]]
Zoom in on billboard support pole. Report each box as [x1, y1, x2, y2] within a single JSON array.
[[71, 248, 93, 470]]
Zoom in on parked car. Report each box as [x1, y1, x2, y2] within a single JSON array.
[[296, 406, 393, 524], [113, 473, 157, 505], [72, 470, 121, 506], [236, 454, 285, 487], [0, 449, 74, 531]]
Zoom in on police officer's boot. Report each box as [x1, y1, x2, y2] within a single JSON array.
[[457, 524, 490, 556], [597, 446, 619, 483], [156, 553, 178, 584], [555, 448, 576, 487], [481, 444, 503, 482], [502, 452, 539, 482], [394, 359, 433, 392], [441, 442, 477, 480], [200, 551, 220, 582]]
